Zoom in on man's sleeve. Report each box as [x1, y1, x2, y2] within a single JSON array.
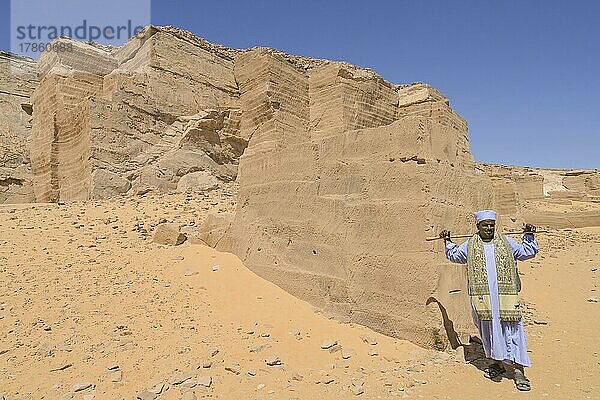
[[445, 240, 469, 264], [506, 235, 539, 261]]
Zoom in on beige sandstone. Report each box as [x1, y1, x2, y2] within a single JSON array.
[[482, 164, 600, 229], [0, 51, 38, 203], [28, 27, 246, 202], [222, 48, 494, 348], [152, 221, 186, 246]]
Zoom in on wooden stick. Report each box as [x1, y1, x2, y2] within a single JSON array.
[[425, 230, 550, 241]]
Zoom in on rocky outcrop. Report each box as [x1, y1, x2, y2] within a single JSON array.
[[28, 27, 246, 202], [481, 164, 600, 229], [0, 51, 38, 203], [30, 40, 116, 202], [220, 48, 494, 348]]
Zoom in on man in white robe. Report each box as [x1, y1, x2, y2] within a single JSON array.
[[440, 210, 538, 391]]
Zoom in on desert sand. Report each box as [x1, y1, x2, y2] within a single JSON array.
[[1, 187, 598, 399]]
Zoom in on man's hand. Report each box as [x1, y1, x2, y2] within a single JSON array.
[[439, 230, 452, 241], [523, 223, 537, 235]]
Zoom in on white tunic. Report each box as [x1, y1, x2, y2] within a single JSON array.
[[445, 234, 539, 367]]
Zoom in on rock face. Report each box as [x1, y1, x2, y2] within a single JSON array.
[[29, 26, 246, 202], [220, 48, 495, 348], [482, 164, 600, 229], [0, 51, 38, 203]]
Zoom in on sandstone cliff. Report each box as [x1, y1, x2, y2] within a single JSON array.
[[216, 48, 495, 348], [29, 27, 246, 202], [482, 164, 600, 229], [0, 51, 38, 203]]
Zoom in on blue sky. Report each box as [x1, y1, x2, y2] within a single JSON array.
[[1, 0, 598, 169]]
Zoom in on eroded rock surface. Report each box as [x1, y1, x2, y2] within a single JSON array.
[[220, 48, 494, 348], [28, 27, 246, 202], [0, 51, 38, 203], [482, 164, 600, 229]]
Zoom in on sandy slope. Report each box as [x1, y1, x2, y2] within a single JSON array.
[[1, 191, 599, 399]]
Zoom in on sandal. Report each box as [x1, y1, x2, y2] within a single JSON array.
[[483, 363, 506, 379], [514, 369, 531, 391]]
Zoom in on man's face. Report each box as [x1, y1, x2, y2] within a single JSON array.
[[477, 219, 495, 240]]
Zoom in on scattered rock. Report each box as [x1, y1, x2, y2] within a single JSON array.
[[184, 269, 199, 276], [176, 171, 219, 193], [225, 365, 241, 375], [168, 371, 194, 385], [180, 379, 197, 389], [247, 370, 257, 376], [533, 319, 549, 325], [153, 223, 186, 246], [328, 344, 342, 353], [360, 335, 378, 345], [212, 265, 220, 272], [321, 339, 338, 349], [195, 212, 234, 247], [108, 370, 123, 382], [71, 382, 93, 392], [148, 382, 167, 395], [368, 349, 379, 356], [291, 372, 303, 381], [351, 386, 364, 395], [250, 344, 270, 353], [341, 347, 355, 359], [197, 375, 212, 387], [209, 347, 219, 357], [50, 363, 73, 372], [265, 356, 282, 366], [588, 297, 598, 303], [136, 391, 158, 400]]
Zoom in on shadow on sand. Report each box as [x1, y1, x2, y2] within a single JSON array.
[[427, 296, 517, 383]]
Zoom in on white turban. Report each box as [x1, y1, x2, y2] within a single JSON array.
[[473, 209, 497, 224]]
